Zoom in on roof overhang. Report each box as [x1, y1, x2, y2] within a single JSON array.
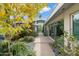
[[44, 3, 74, 26]]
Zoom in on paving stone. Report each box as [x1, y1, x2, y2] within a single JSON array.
[[34, 32, 55, 56]]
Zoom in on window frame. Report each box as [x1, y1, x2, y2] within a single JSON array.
[[71, 11, 79, 38]]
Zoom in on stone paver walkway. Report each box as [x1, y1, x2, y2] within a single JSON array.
[[34, 32, 55, 56]]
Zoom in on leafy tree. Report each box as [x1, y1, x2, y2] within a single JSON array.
[[0, 3, 47, 40]]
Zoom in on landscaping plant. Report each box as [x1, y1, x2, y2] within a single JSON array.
[[11, 41, 35, 56], [0, 3, 48, 56], [0, 40, 35, 56], [52, 32, 79, 56]]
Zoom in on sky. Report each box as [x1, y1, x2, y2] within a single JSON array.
[[9, 3, 57, 21], [39, 3, 57, 21]]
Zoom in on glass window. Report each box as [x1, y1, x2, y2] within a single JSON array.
[[49, 20, 64, 39], [49, 23, 55, 39], [56, 20, 64, 37], [72, 12, 79, 39]]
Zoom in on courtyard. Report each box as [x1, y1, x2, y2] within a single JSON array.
[[0, 3, 79, 56]]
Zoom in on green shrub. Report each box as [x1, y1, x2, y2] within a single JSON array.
[[11, 29, 38, 41], [0, 40, 11, 56], [52, 32, 79, 56], [0, 40, 35, 56], [19, 36, 34, 43], [29, 31, 38, 37], [11, 41, 35, 56], [43, 32, 48, 36], [52, 36, 64, 55]]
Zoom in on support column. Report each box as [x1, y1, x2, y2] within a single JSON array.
[[47, 25, 50, 36], [35, 26, 37, 32], [64, 13, 71, 46]]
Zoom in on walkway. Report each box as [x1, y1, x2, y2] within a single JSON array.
[[34, 32, 55, 56]]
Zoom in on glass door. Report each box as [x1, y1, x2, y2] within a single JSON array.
[[72, 12, 79, 39]]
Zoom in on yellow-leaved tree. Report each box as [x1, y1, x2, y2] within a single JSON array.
[[0, 3, 47, 40]]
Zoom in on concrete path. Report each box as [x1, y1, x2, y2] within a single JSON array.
[[34, 33, 55, 56]]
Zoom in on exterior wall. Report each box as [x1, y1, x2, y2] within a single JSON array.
[[64, 4, 79, 34], [64, 4, 79, 46], [46, 12, 64, 38], [44, 4, 79, 46]]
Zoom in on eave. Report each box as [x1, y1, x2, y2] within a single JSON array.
[[44, 3, 74, 26]]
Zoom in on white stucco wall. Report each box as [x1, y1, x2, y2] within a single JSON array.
[[64, 4, 79, 45], [45, 4, 79, 46]]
